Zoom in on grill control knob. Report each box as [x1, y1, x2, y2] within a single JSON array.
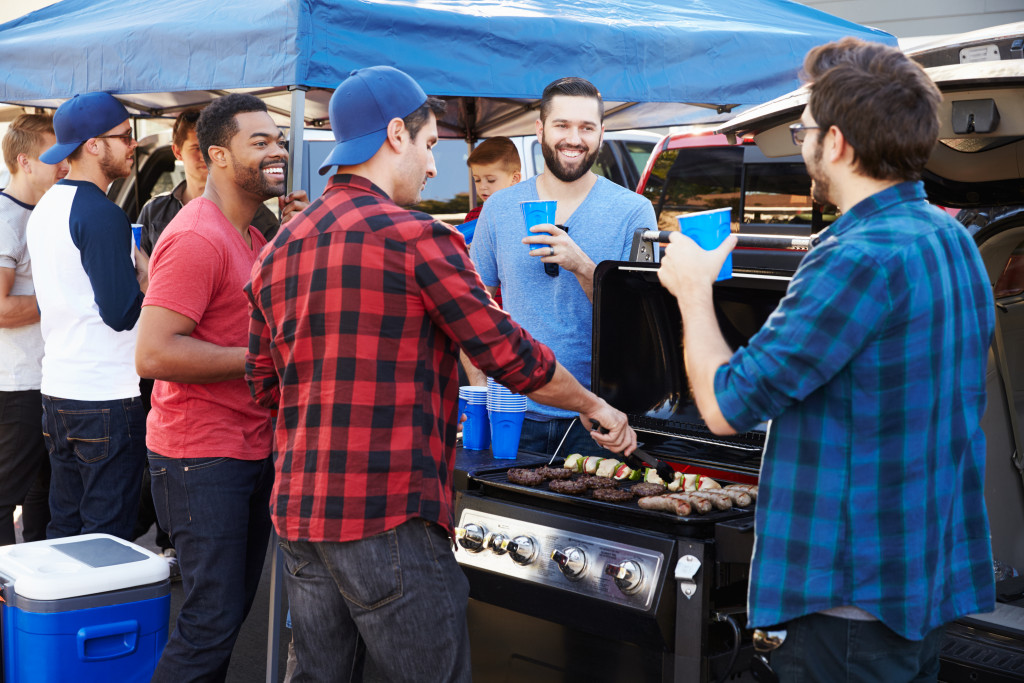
[[484, 532, 509, 555], [454, 524, 486, 553], [551, 546, 587, 580], [605, 560, 643, 594], [501, 536, 538, 565]]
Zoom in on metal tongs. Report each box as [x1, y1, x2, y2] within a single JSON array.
[[584, 420, 677, 484], [624, 445, 677, 484]]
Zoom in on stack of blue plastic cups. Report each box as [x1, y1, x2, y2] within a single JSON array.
[[459, 386, 489, 450], [486, 378, 527, 459]]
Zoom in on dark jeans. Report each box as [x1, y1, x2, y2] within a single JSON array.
[[770, 612, 944, 683], [42, 394, 146, 540], [281, 518, 472, 683], [518, 415, 608, 458], [132, 376, 172, 550], [0, 389, 51, 545], [132, 467, 172, 550], [148, 452, 274, 683]]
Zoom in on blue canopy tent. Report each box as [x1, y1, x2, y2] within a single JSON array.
[[0, 0, 894, 195], [0, 2, 894, 679]]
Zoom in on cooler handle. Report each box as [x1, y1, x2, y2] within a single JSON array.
[[76, 620, 139, 661]]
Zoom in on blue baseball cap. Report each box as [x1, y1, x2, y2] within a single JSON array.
[[318, 66, 427, 175], [40, 92, 130, 165]]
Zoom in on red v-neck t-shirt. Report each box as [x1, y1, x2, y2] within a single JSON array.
[[144, 197, 272, 460]]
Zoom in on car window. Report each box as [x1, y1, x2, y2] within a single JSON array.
[[641, 145, 834, 233], [642, 146, 743, 231], [592, 144, 624, 185], [623, 141, 656, 177], [115, 145, 178, 222], [407, 139, 472, 222], [744, 162, 820, 226]]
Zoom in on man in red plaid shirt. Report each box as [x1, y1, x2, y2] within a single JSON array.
[[246, 66, 636, 681]]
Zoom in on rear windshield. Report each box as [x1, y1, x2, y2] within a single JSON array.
[[641, 146, 834, 233]]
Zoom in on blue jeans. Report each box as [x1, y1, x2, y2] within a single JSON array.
[[518, 416, 608, 458], [41, 394, 146, 540], [148, 452, 275, 683], [281, 518, 471, 683], [770, 612, 943, 682]]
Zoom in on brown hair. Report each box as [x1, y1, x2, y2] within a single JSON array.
[[2, 113, 55, 174], [172, 106, 204, 149], [402, 97, 447, 142], [803, 37, 940, 182], [539, 77, 604, 123], [467, 137, 521, 174]]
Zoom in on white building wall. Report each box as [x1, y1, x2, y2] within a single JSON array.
[[799, 0, 1024, 38]]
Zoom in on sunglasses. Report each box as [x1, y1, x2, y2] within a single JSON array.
[[96, 130, 135, 143]]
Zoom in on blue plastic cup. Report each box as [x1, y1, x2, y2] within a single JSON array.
[[131, 223, 143, 249], [677, 208, 732, 281], [462, 403, 490, 450], [458, 396, 468, 423], [489, 409, 525, 459], [520, 200, 556, 251]]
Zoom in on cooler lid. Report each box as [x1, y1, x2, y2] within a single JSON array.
[[0, 533, 170, 601], [592, 261, 788, 474]]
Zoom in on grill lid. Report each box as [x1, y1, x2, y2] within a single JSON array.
[[591, 261, 788, 474]]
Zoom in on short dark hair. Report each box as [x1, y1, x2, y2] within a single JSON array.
[[402, 97, 447, 141], [196, 94, 269, 164], [468, 137, 521, 174], [539, 77, 604, 123], [803, 37, 941, 182], [171, 107, 204, 150]]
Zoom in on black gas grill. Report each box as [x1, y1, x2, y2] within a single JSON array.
[[453, 259, 792, 682]]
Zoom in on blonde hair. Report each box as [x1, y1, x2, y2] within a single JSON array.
[[3, 113, 56, 175]]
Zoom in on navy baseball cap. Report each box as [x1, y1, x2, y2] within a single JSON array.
[[319, 66, 427, 175], [40, 92, 130, 164]]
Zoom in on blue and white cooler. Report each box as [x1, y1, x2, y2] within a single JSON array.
[[0, 534, 170, 682]]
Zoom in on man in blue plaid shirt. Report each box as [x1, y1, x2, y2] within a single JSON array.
[[659, 38, 995, 681]]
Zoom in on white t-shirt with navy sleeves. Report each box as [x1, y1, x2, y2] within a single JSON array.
[[26, 179, 143, 400]]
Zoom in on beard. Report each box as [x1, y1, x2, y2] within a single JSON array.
[[808, 139, 833, 207], [98, 142, 132, 181], [540, 131, 600, 183], [232, 157, 286, 201]]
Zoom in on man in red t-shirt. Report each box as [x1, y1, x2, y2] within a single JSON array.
[[134, 93, 287, 682]]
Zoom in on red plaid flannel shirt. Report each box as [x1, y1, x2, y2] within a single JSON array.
[[246, 174, 556, 542]]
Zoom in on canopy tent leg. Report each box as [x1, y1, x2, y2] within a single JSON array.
[[265, 85, 308, 683]]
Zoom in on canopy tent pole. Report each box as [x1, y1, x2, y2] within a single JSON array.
[[467, 139, 475, 211], [287, 86, 308, 200], [265, 84, 308, 683]]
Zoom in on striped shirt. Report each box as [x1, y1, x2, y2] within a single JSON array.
[[715, 181, 996, 640], [245, 174, 556, 543]]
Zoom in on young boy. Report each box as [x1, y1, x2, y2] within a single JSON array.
[[462, 136, 521, 235], [458, 137, 521, 384]]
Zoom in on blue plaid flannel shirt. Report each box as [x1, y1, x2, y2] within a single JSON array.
[[715, 181, 996, 640]]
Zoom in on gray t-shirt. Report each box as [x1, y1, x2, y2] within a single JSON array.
[[0, 191, 43, 390], [471, 175, 656, 418]]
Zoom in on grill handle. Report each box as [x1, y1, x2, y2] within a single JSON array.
[[630, 228, 811, 262]]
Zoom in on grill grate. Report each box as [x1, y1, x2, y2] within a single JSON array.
[[469, 464, 754, 528]]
